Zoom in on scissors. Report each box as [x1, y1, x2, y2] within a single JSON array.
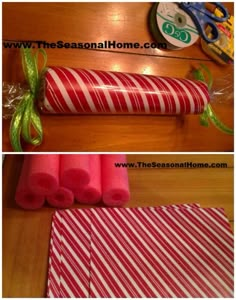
[[179, 2, 229, 43]]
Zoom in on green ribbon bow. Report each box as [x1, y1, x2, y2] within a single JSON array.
[[193, 64, 233, 135], [9, 47, 47, 152]]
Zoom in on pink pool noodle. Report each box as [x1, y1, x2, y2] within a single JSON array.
[[60, 155, 90, 190], [75, 155, 102, 204], [101, 154, 130, 206], [47, 187, 74, 208], [27, 154, 59, 195], [15, 156, 45, 210]]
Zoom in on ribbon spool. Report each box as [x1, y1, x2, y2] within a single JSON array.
[[149, 3, 199, 50]]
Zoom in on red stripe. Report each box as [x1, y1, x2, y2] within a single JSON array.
[[122, 208, 211, 297], [45, 78, 66, 113], [132, 74, 161, 113], [46, 71, 73, 113], [81, 69, 112, 112], [93, 70, 129, 112], [91, 209, 170, 297]]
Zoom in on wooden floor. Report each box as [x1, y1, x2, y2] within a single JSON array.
[[2, 2, 234, 152], [2, 154, 234, 297]]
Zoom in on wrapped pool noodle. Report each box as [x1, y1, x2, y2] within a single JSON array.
[[40, 67, 210, 115], [75, 155, 102, 204], [101, 154, 130, 206], [15, 156, 45, 209], [27, 154, 59, 195]]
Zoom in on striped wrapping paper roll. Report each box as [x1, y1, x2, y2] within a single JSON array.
[[40, 67, 210, 115]]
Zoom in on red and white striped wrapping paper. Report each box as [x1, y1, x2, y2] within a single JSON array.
[[41, 67, 210, 115], [47, 204, 196, 297], [47, 204, 234, 298]]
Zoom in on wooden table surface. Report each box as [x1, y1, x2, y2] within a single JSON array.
[[2, 154, 234, 297], [2, 2, 234, 152]]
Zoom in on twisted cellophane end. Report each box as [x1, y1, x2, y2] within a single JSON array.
[[209, 73, 234, 105], [2, 82, 29, 119], [190, 63, 233, 105]]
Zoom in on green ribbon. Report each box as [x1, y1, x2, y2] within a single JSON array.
[[193, 64, 233, 135], [9, 47, 47, 151]]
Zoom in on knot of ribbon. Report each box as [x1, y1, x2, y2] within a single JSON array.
[[10, 47, 47, 152], [193, 64, 233, 135]]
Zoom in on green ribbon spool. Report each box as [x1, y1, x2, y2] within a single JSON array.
[[193, 64, 233, 135], [9, 48, 47, 152]]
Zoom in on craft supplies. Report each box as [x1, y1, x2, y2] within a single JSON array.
[[149, 3, 199, 50]]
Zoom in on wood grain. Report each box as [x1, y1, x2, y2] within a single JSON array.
[[2, 154, 234, 297], [2, 3, 234, 152], [2, 2, 233, 59]]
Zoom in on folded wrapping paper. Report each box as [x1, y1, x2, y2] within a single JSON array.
[[27, 155, 59, 195], [74, 155, 102, 204], [101, 154, 130, 206], [40, 67, 210, 115], [15, 156, 45, 210], [60, 155, 91, 190], [47, 204, 234, 297]]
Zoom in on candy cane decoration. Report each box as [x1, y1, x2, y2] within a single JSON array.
[[41, 67, 210, 115]]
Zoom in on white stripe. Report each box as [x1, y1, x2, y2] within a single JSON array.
[[119, 208, 206, 297], [133, 74, 157, 112], [53, 244, 62, 264], [151, 76, 173, 113], [186, 79, 209, 106], [165, 210, 233, 281], [197, 208, 234, 239], [91, 228, 133, 297], [79, 69, 106, 112], [91, 247, 124, 297], [46, 79, 65, 112], [140, 75, 165, 113], [90, 260, 113, 298], [123, 73, 150, 113], [67, 210, 91, 240], [114, 72, 141, 112], [48, 289, 54, 298], [175, 209, 233, 266], [159, 78, 181, 113], [107, 72, 133, 112], [150, 209, 225, 297], [43, 96, 55, 113], [188, 209, 233, 250], [61, 235, 89, 276], [86, 70, 116, 113], [172, 79, 196, 113], [58, 68, 86, 112], [78, 208, 92, 224], [61, 257, 88, 296], [92, 210, 157, 297], [50, 266, 60, 287], [98, 71, 126, 112], [64, 68, 97, 112], [211, 207, 232, 223], [61, 219, 90, 257], [60, 276, 76, 297], [91, 252, 118, 297], [99, 209, 178, 297], [48, 69, 77, 113]]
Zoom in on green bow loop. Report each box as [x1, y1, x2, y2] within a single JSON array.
[[193, 64, 233, 135], [10, 48, 47, 151]]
